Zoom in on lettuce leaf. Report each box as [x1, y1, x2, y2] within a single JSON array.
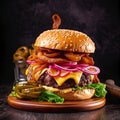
[[87, 83, 107, 97], [37, 89, 64, 104], [9, 86, 16, 97], [72, 82, 107, 98]]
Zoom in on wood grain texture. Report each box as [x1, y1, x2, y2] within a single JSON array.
[[7, 96, 106, 112]]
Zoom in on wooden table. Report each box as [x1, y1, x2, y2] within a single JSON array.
[[0, 84, 120, 120]]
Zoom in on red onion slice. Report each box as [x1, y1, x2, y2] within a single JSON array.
[[82, 66, 100, 75], [60, 61, 78, 66], [47, 65, 60, 77], [59, 70, 70, 77], [53, 64, 78, 71], [47, 63, 100, 77], [26, 60, 36, 64]]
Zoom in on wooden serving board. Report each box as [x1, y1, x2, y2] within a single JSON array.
[[7, 96, 106, 112]]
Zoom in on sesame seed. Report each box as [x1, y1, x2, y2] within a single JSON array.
[[63, 41, 66, 43], [69, 43, 73, 47]]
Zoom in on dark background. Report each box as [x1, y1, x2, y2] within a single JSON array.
[[0, 0, 120, 86]]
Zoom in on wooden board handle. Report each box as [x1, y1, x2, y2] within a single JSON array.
[[105, 79, 120, 98]]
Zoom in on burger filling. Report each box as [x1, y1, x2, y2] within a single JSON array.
[[10, 30, 107, 103], [22, 47, 107, 102], [26, 47, 100, 89], [36, 71, 96, 89]]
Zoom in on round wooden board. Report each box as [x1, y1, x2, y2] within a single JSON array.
[[7, 96, 106, 112]]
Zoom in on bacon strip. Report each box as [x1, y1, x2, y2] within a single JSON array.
[[52, 13, 61, 29]]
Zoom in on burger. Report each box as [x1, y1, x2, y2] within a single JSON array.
[[11, 29, 107, 103]]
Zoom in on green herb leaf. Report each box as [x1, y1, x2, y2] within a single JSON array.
[[87, 83, 107, 97], [37, 90, 64, 104], [72, 83, 107, 98], [72, 86, 84, 90], [9, 86, 16, 97], [9, 91, 16, 97]]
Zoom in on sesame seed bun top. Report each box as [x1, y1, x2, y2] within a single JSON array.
[[34, 29, 95, 53]]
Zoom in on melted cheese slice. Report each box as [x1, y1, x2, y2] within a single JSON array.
[[54, 71, 83, 86]]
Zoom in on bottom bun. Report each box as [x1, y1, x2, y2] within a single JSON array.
[[42, 86, 95, 100], [55, 89, 95, 100]]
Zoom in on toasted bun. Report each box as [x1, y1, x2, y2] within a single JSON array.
[[34, 29, 95, 53], [42, 86, 95, 100], [55, 88, 95, 100]]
